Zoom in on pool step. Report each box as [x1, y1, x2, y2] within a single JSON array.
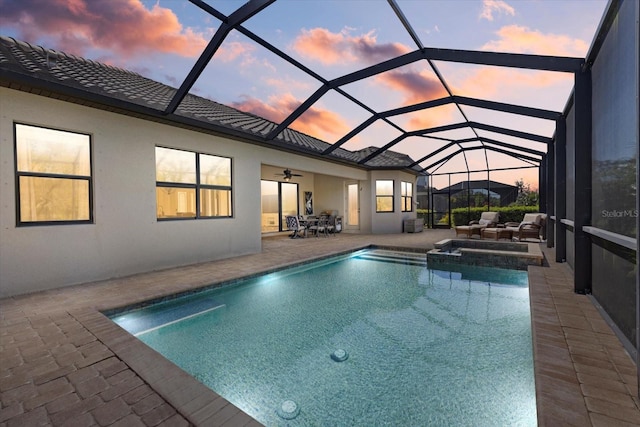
[[356, 250, 427, 267], [134, 304, 226, 336], [112, 297, 226, 336]]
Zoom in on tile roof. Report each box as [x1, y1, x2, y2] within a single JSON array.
[[0, 36, 421, 172]]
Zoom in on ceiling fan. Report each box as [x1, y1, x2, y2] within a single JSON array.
[[275, 168, 303, 182]]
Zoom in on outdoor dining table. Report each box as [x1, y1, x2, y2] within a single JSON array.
[[302, 216, 332, 237]]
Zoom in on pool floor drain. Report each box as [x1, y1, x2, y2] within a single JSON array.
[[331, 349, 349, 362], [277, 400, 300, 419]]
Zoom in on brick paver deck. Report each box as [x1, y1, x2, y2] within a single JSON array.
[[1, 231, 638, 426]]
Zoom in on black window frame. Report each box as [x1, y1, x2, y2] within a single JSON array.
[[401, 181, 414, 212], [155, 146, 233, 220], [375, 179, 395, 213], [14, 122, 93, 226]]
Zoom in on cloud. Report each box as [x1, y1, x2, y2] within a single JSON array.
[[451, 66, 573, 101], [482, 25, 589, 56], [232, 93, 351, 142], [479, 0, 516, 21], [405, 104, 461, 131], [291, 26, 448, 110], [376, 69, 448, 106], [231, 95, 290, 123], [215, 41, 255, 63], [0, 0, 208, 58], [292, 27, 410, 65], [263, 77, 313, 93], [436, 24, 588, 106], [291, 106, 352, 141]]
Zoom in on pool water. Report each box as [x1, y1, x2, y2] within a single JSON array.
[[111, 249, 536, 426]]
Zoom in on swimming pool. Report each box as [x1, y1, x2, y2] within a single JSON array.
[[111, 249, 536, 426]]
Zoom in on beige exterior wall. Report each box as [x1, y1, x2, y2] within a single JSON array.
[[0, 89, 263, 296], [369, 170, 418, 234], [0, 88, 416, 297], [312, 174, 345, 216]]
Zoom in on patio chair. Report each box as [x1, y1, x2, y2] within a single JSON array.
[[310, 215, 330, 237], [325, 215, 336, 236], [454, 211, 499, 238], [285, 215, 307, 239], [505, 213, 544, 241]]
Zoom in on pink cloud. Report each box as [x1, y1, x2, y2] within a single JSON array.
[[215, 41, 255, 63], [482, 25, 589, 57], [292, 27, 410, 65], [452, 66, 573, 100], [231, 95, 290, 123], [376, 69, 449, 106], [438, 25, 586, 107], [232, 93, 351, 142], [405, 104, 461, 131], [0, 0, 208, 58], [292, 26, 450, 124], [291, 108, 352, 142]]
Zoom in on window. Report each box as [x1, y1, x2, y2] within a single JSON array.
[[15, 123, 92, 225], [401, 181, 413, 212], [155, 147, 232, 219], [375, 179, 394, 212]]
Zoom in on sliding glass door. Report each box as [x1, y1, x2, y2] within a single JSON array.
[[280, 182, 298, 229], [261, 180, 299, 233]]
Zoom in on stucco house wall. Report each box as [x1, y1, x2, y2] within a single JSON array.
[[0, 89, 261, 296], [0, 88, 417, 297], [369, 170, 418, 234]]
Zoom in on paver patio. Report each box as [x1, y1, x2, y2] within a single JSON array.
[[1, 230, 639, 426]]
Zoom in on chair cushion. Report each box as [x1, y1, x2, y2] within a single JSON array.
[[479, 211, 499, 223], [478, 219, 492, 226], [522, 213, 542, 225]]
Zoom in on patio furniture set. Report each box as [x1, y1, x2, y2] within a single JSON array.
[[454, 212, 546, 242], [285, 214, 340, 238]]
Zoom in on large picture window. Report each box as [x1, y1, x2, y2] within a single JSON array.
[[15, 123, 92, 225], [401, 181, 413, 212], [375, 179, 394, 212], [155, 147, 232, 219]]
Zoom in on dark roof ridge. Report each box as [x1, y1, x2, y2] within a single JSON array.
[[0, 35, 141, 76]]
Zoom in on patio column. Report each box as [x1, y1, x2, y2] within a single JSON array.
[[554, 117, 567, 262], [573, 69, 592, 294], [546, 142, 555, 247], [539, 154, 547, 214]]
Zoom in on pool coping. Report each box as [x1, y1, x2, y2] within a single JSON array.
[[69, 308, 249, 426], [428, 238, 544, 271]]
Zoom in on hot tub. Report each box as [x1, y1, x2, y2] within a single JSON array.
[[427, 239, 544, 270]]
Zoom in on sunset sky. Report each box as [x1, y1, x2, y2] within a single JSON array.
[[0, 0, 608, 190]]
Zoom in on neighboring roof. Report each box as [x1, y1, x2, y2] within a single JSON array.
[[434, 179, 518, 193], [0, 36, 420, 172]]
